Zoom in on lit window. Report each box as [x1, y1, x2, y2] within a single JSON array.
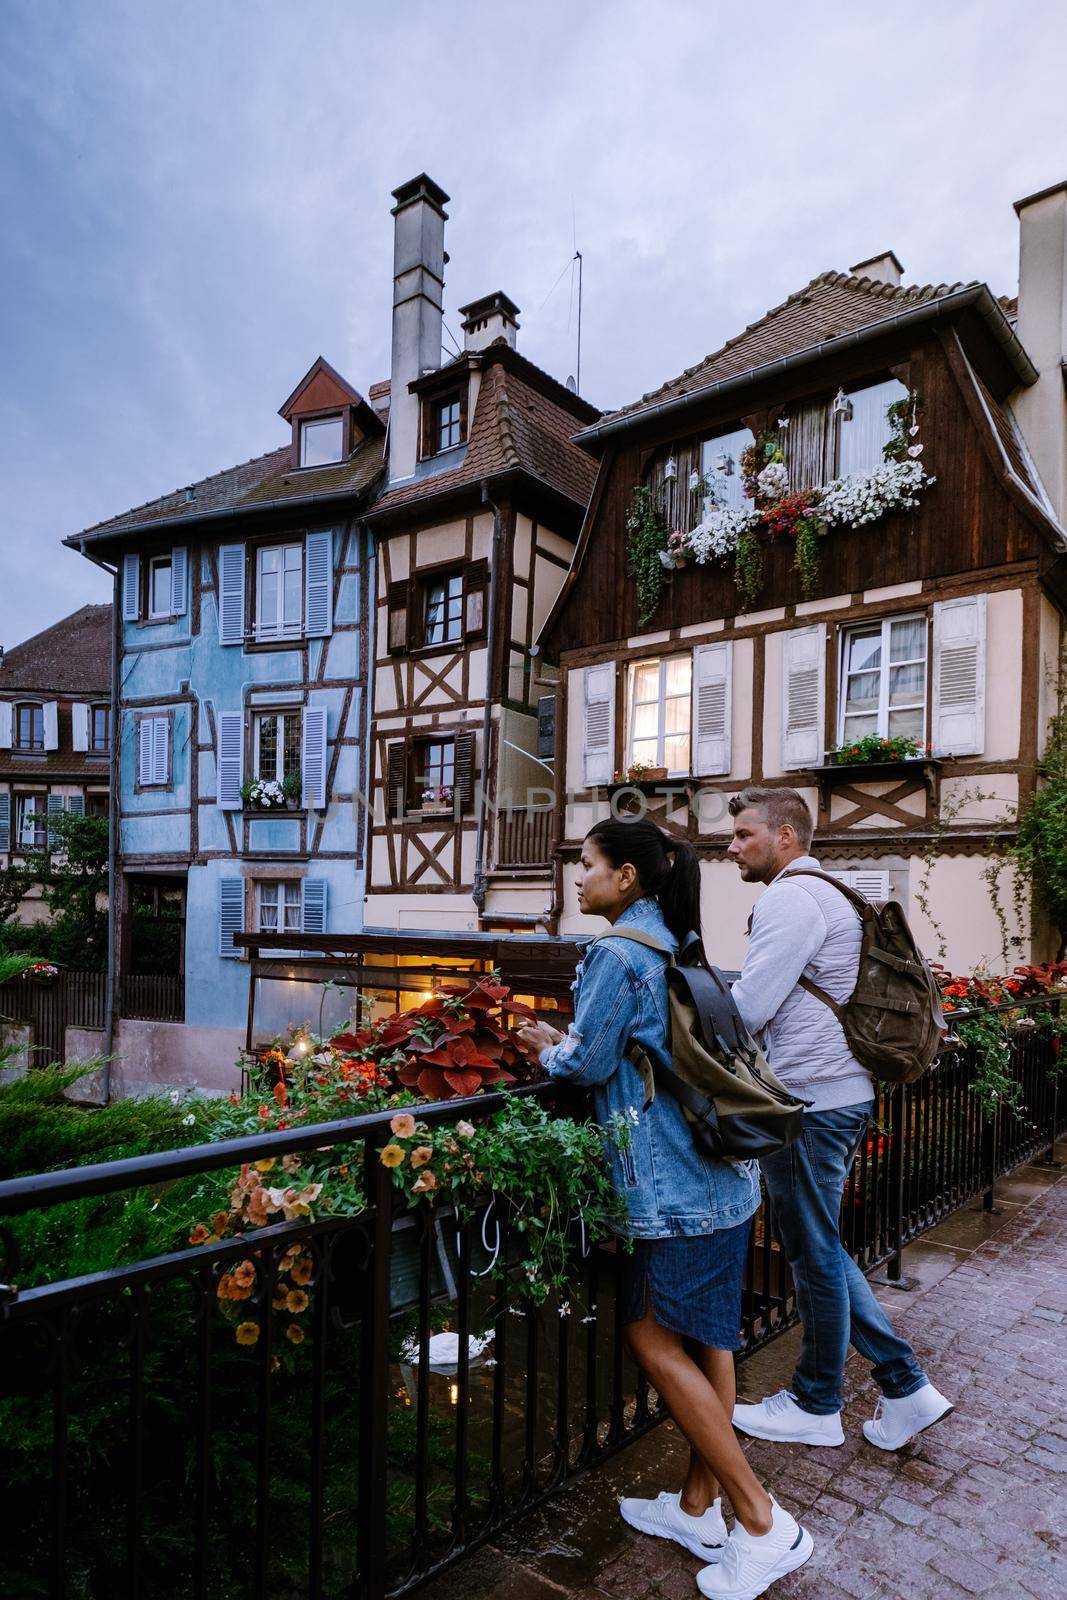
[[91, 706, 110, 753], [432, 394, 463, 453], [255, 711, 301, 783], [701, 426, 755, 512], [16, 795, 46, 850], [839, 615, 927, 744], [300, 416, 343, 467], [835, 378, 909, 480], [256, 544, 303, 639], [257, 880, 302, 934], [424, 573, 464, 646], [87, 794, 110, 819], [149, 556, 173, 618], [627, 656, 692, 774], [15, 704, 44, 751], [413, 738, 455, 807]]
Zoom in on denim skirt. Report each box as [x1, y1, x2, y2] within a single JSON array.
[[619, 1219, 752, 1350]]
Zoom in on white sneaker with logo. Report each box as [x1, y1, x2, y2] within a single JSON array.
[[619, 1489, 727, 1561], [696, 1499, 813, 1600], [863, 1382, 953, 1450], [732, 1389, 845, 1447]]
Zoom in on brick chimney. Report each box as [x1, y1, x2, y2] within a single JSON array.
[[459, 291, 520, 352], [1013, 181, 1067, 522], [388, 174, 448, 485], [850, 251, 903, 287]]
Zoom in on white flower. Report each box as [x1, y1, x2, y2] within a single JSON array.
[[558, 1301, 571, 1317], [169, 1089, 181, 1105], [181, 1113, 195, 1126], [681, 504, 759, 565], [627, 1105, 640, 1124], [756, 460, 789, 501]]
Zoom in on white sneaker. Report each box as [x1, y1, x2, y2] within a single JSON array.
[[697, 1499, 813, 1599], [863, 1382, 953, 1450], [619, 1489, 728, 1561], [732, 1390, 844, 1447]]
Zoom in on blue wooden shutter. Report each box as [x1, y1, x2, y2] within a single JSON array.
[[138, 718, 154, 785], [302, 705, 328, 810], [47, 792, 64, 847], [152, 717, 169, 786], [218, 544, 245, 645], [302, 879, 328, 942], [122, 554, 140, 622], [0, 792, 9, 852], [219, 878, 244, 958], [171, 547, 188, 616], [66, 794, 85, 818], [217, 713, 243, 810], [304, 530, 333, 637]]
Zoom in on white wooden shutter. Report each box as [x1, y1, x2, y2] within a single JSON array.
[[827, 867, 891, 903], [219, 878, 244, 958], [304, 530, 333, 637], [217, 713, 243, 810], [47, 792, 64, 847], [582, 664, 615, 786], [781, 624, 826, 770], [218, 544, 245, 645], [138, 718, 154, 785], [66, 793, 85, 818], [71, 703, 89, 752], [0, 703, 11, 750], [302, 705, 328, 810], [302, 879, 328, 939], [43, 702, 58, 751], [692, 641, 732, 776], [0, 792, 10, 853], [932, 595, 986, 757], [122, 554, 140, 622], [171, 547, 188, 616], [152, 717, 169, 786]]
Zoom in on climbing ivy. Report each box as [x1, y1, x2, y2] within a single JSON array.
[[625, 484, 670, 626]]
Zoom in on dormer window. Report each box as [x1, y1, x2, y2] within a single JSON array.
[[299, 415, 344, 468], [434, 394, 463, 452], [149, 555, 173, 619]]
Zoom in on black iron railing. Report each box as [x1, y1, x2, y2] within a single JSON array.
[[0, 1000, 1063, 1600]]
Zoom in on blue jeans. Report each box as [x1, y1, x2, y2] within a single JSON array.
[[761, 1101, 927, 1415]]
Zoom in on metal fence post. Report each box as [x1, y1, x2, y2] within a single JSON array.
[[981, 1104, 999, 1213], [882, 1084, 917, 1289], [358, 1141, 394, 1599]]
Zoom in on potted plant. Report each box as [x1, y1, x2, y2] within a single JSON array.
[[282, 770, 302, 810], [612, 761, 668, 784], [23, 960, 60, 985], [421, 785, 455, 816], [241, 778, 286, 809], [828, 734, 930, 766]]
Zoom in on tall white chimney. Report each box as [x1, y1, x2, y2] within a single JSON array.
[[1014, 181, 1067, 522], [389, 174, 448, 485]]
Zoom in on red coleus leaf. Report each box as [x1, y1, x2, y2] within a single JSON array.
[[443, 1069, 484, 1098], [417, 1068, 451, 1100], [483, 1068, 516, 1086], [503, 1000, 537, 1019], [439, 982, 472, 996], [462, 991, 495, 1011], [414, 997, 446, 1016], [463, 1052, 500, 1069], [330, 1031, 372, 1052], [481, 980, 509, 1000], [440, 1014, 475, 1037], [448, 1034, 476, 1065], [379, 1020, 415, 1046], [396, 1063, 422, 1086], [474, 1034, 504, 1059], [420, 1046, 458, 1068]]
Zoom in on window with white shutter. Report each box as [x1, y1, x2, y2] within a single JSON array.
[[138, 716, 170, 787], [47, 792, 64, 847], [932, 596, 986, 757], [627, 656, 692, 774], [826, 868, 891, 903], [692, 642, 732, 777], [170, 547, 188, 616], [66, 794, 85, 818], [837, 614, 927, 746], [218, 544, 246, 645], [302, 705, 328, 810], [0, 703, 12, 750], [0, 792, 10, 853], [781, 625, 826, 770], [43, 703, 58, 751], [219, 877, 244, 958], [301, 879, 328, 940], [582, 664, 615, 787], [304, 530, 333, 637], [71, 703, 89, 753], [217, 713, 243, 810], [122, 553, 140, 622]]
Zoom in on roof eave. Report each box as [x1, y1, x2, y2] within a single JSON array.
[[574, 284, 1037, 450], [364, 463, 589, 533]]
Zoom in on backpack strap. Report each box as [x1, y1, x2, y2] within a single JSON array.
[[774, 868, 864, 1022], [588, 926, 674, 960]]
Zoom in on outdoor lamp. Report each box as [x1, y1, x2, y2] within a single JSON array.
[[832, 388, 854, 420], [663, 456, 677, 481], [714, 450, 733, 476]]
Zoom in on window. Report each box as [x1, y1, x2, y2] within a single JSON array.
[[785, 401, 832, 491], [149, 556, 173, 618], [702, 426, 755, 512], [256, 544, 303, 639], [627, 656, 692, 774], [255, 711, 301, 783], [87, 794, 110, 819], [433, 394, 463, 453], [15, 704, 43, 751], [839, 615, 927, 744], [423, 572, 464, 646], [834, 378, 908, 480], [16, 795, 46, 850], [137, 716, 171, 787], [90, 705, 110, 754], [300, 416, 344, 468], [413, 738, 456, 806], [257, 880, 302, 935]]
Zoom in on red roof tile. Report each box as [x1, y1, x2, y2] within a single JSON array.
[[0, 604, 111, 694]]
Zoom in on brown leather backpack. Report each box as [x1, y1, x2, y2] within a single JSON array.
[[781, 870, 945, 1085]]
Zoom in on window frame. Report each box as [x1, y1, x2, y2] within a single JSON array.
[[836, 612, 929, 746], [625, 654, 693, 777], [421, 385, 468, 458], [254, 541, 304, 642], [90, 704, 111, 755], [299, 414, 344, 468], [831, 377, 909, 482], [14, 702, 44, 752], [409, 736, 457, 809], [148, 555, 174, 620], [252, 709, 302, 785], [421, 570, 465, 648], [256, 878, 303, 936], [15, 792, 47, 851]]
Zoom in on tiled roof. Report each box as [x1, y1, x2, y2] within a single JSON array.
[[600, 270, 979, 428], [70, 433, 385, 544], [0, 604, 111, 694], [372, 348, 598, 515]]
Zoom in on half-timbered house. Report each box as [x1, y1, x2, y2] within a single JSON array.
[[362, 177, 598, 934], [539, 183, 1067, 971]]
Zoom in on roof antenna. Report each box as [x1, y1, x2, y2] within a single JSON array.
[[574, 250, 583, 395]]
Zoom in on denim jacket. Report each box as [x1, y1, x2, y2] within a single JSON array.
[[541, 897, 760, 1240]]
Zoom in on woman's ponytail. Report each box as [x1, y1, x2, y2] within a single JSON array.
[[584, 819, 702, 944]]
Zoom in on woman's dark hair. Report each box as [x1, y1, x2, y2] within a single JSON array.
[[584, 818, 701, 943]]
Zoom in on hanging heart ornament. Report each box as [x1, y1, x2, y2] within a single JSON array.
[[908, 443, 924, 457], [908, 424, 920, 437]]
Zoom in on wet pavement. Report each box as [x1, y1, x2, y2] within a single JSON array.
[[420, 1144, 1067, 1600]]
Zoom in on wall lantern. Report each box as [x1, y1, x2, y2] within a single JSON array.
[[664, 457, 677, 481], [832, 388, 854, 420]]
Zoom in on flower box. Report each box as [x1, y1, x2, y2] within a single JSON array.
[[421, 801, 456, 817], [811, 757, 940, 808]]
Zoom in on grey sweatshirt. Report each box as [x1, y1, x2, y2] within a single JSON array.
[[731, 854, 874, 1113]]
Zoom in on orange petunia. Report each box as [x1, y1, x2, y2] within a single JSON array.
[[412, 1170, 437, 1193], [189, 1223, 209, 1246], [285, 1289, 309, 1314], [233, 1260, 256, 1289], [290, 1256, 313, 1286], [390, 1113, 417, 1139], [286, 1323, 305, 1345], [235, 1322, 260, 1346], [380, 1143, 405, 1168], [410, 1145, 434, 1168]]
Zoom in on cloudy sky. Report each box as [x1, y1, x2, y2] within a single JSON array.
[[1, 0, 1065, 645]]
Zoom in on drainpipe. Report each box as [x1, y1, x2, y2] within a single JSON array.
[[82, 546, 119, 1101], [472, 482, 504, 913]]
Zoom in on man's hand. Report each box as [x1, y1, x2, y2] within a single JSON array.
[[515, 1020, 564, 1058]]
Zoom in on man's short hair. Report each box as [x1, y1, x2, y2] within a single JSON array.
[[728, 786, 814, 850]]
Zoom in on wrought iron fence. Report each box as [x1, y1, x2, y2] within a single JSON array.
[[0, 999, 1063, 1600]]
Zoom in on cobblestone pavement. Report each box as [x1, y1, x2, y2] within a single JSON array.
[[420, 1148, 1067, 1600]]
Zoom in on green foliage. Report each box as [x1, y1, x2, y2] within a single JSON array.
[[0, 858, 34, 924], [951, 1012, 1025, 1118], [626, 483, 669, 625], [830, 733, 929, 765], [792, 514, 823, 599], [26, 811, 109, 970], [1014, 699, 1067, 957], [733, 519, 764, 613]]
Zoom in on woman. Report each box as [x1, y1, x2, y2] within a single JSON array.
[[516, 819, 812, 1600]]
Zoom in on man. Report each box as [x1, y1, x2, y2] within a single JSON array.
[[726, 786, 951, 1451]]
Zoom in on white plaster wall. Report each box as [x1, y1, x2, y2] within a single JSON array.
[[762, 629, 786, 779], [984, 588, 1023, 762], [940, 775, 1019, 826], [728, 638, 753, 781], [1038, 594, 1063, 755], [905, 853, 1028, 972]]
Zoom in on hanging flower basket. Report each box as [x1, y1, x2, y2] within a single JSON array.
[[23, 961, 60, 985]]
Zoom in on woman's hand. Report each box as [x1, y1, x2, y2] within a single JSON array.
[[515, 1020, 564, 1059]]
